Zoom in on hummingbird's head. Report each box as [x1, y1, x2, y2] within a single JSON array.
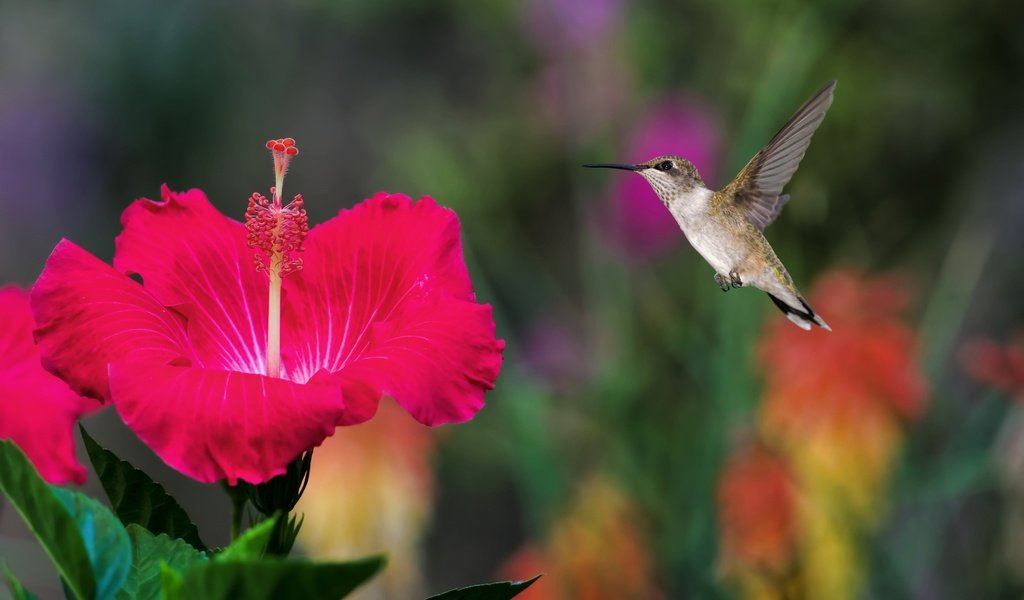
[[584, 155, 705, 206]]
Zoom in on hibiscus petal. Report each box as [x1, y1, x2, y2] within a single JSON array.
[[343, 296, 504, 425], [285, 193, 503, 424], [108, 364, 345, 484], [0, 287, 99, 485], [31, 240, 194, 400], [114, 185, 270, 375]]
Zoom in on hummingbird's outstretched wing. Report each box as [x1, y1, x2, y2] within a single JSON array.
[[724, 80, 836, 230]]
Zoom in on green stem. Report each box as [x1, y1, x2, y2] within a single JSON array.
[[221, 482, 249, 542]]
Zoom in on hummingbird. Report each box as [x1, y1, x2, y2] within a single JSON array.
[[585, 81, 836, 331]]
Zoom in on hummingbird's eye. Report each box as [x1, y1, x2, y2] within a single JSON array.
[[656, 160, 674, 171]]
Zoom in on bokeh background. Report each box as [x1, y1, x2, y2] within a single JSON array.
[[2, 0, 1024, 598]]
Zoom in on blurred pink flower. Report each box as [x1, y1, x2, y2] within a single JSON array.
[[520, 316, 589, 391], [523, 0, 630, 143], [532, 62, 629, 143], [605, 99, 722, 260], [524, 0, 625, 52], [0, 287, 98, 484]]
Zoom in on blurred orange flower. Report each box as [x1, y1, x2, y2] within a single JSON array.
[[754, 269, 928, 600], [296, 399, 435, 600], [501, 474, 662, 600]]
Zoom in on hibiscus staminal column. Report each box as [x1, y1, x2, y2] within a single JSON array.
[[245, 138, 308, 378]]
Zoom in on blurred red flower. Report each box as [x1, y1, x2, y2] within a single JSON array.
[[30, 186, 503, 484], [970, 334, 1024, 578], [758, 270, 927, 439], [961, 334, 1024, 401], [0, 286, 98, 484], [717, 441, 797, 578]]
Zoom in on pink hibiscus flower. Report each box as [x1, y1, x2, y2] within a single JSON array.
[[30, 140, 504, 484], [0, 286, 98, 484]]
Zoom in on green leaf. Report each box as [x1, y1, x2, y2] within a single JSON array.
[[51, 487, 132, 600], [0, 440, 95, 600], [159, 564, 183, 600], [425, 575, 543, 600], [178, 555, 386, 599], [80, 426, 207, 551], [2, 562, 39, 600], [216, 515, 278, 561], [116, 525, 207, 600]]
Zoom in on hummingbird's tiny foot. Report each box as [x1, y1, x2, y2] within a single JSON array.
[[715, 273, 731, 292], [729, 270, 743, 288]]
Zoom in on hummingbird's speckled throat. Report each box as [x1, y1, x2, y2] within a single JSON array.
[[585, 81, 838, 331]]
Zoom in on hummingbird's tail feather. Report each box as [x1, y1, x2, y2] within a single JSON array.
[[767, 293, 832, 331]]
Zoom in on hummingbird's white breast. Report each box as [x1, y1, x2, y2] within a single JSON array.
[[667, 187, 747, 277]]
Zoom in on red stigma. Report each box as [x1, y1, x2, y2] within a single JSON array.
[[266, 138, 300, 156], [266, 137, 300, 182]]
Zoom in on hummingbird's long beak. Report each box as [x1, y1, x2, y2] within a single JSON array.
[[582, 163, 643, 171]]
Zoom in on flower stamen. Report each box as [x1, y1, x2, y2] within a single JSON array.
[[246, 138, 308, 378]]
